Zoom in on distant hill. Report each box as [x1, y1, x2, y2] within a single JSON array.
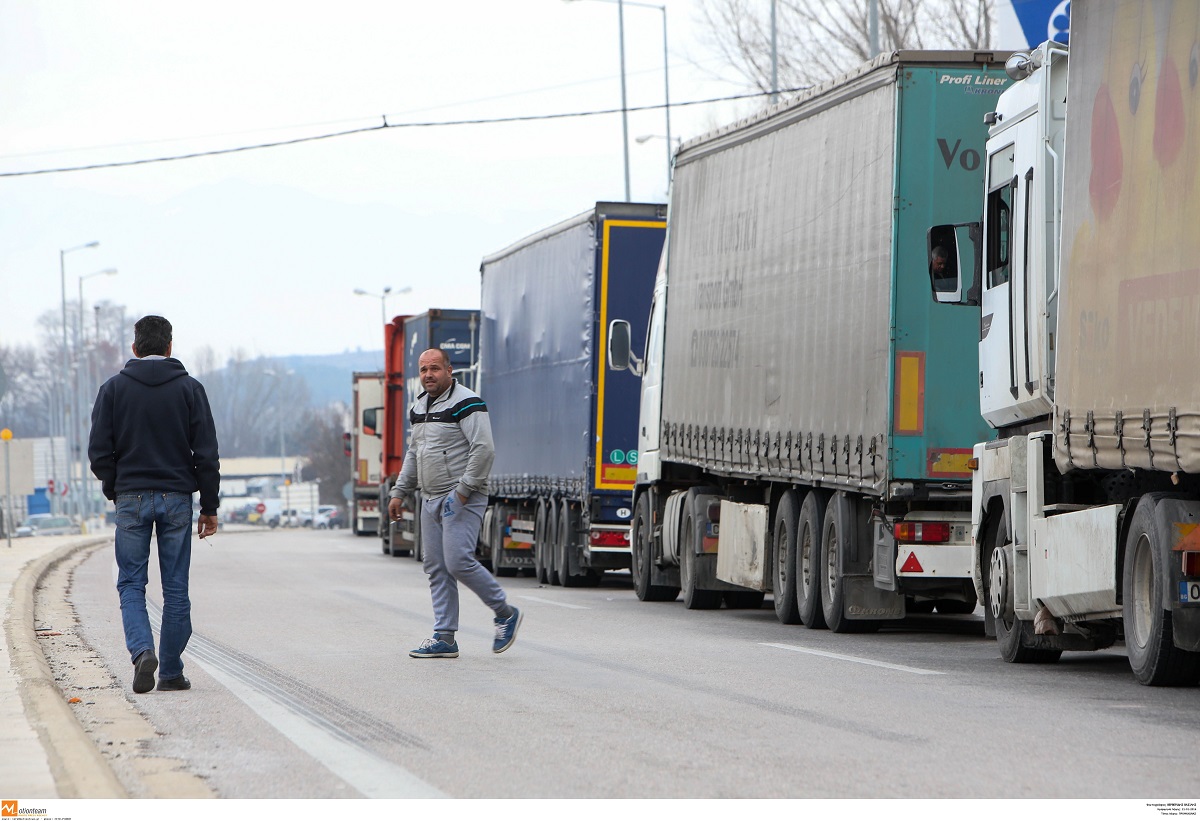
[[281, 349, 384, 407]]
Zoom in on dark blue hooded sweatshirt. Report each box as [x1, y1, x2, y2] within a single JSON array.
[[88, 357, 221, 516]]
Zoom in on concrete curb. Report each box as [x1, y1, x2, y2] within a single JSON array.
[[6, 537, 127, 799]]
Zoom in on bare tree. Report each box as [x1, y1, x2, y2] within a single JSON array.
[[296, 404, 352, 505], [696, 0, 994, 92], [200, 351, 310, 458]]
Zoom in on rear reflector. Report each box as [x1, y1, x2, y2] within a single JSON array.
[[893, 521, 951, 543], [590, 529, 630, 547]]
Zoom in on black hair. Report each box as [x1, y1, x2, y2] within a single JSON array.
[[133, 315, 172, 357]]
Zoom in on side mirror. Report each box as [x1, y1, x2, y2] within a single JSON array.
[[927, 223, 981, 307], [608, 319, 632, 371], [362, 407, 380, 437], [342, 432, 352, 457]]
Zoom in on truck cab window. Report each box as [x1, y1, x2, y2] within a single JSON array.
[[987, 180, 1014, 288], [986, 147, 1016, 289]]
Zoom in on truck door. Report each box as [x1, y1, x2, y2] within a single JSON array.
[[637, 263, 668, 479], [979, 143, 1018, 425], [980, 115, 1055, 430]]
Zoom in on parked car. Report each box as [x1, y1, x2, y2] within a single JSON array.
[[17, 515, 80, 538], [314, 505, 345, 530]]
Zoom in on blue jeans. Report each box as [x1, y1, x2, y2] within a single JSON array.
[[115, 491, 194, 679]]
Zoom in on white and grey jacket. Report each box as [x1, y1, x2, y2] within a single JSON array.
[[389, 380, 494, 500]]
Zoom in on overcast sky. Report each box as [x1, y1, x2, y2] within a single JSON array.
[[0, 0, 750, 366]]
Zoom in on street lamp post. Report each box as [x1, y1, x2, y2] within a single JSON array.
[[635, 133, 681, 195], [77, 268, 117, 528], [263, 368, 295, 524], [617, 0, 631, 202], [566, 0, 670, 203], [59, 241, 99, 521], [771, 0, 779, 104], [353, 286, 413, 331]]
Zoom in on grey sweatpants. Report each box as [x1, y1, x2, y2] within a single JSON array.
[[421, 490, 508, 634]]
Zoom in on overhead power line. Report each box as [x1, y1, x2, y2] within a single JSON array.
[[0, 89, 805, 178]]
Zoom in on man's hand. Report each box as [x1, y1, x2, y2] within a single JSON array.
[[388, 496, 404, 521], [197, 514, 218, 539], [456, 491, 468, 504]]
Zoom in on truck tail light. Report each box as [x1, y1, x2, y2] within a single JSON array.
[[1183, 552, 1200, 578], [590, 529, 630, 547], [893, 521, 951, 543]]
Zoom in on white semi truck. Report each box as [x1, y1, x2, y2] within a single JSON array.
[[931, 0, 1200, 684], [350, 370, 385, 537]]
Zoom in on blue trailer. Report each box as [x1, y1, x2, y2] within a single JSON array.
[[478, 202, 667, 584], [381, 308, 480, 558]]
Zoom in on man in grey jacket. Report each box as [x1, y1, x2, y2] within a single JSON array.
[[387, 348, 521, 658]]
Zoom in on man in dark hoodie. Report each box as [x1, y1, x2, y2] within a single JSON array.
[[89, 315, 220, 694]]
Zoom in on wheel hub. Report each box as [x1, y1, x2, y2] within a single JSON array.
[[989, 543, 1010, 622]]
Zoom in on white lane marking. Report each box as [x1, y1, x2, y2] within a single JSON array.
[[760, 643, 944, 676], [194, 657, 446, 799], [517, 595, 588, 610], [147, 607, 444, 799]]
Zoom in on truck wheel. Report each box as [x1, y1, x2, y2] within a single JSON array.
[[772, 490, 802, 624], [558, 502, 592, 588], [986, 516, 1061, 664], [632, 492, 678, 602], [820, 492, 878, 633], [558, 501, 586, 587], [1124, 500, 1200, 686], [680, 508, 721, 610], [546, 500, 561, 586], [796, 490, 827, 629], [534, 499, 550, 584]]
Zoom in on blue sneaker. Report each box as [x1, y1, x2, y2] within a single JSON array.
[[493, 606, 523, 654], [409, 636, 459, 659]]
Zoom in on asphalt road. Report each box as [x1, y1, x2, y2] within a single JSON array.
[[59, 526, 1200, 799]]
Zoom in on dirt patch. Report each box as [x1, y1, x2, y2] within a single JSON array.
[[35, 544, 214, 799]]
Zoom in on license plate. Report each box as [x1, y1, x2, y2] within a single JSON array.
[[1178, 581, 1200, 604]]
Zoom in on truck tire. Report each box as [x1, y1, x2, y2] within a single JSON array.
[[1123, 499, 1200, 686], [632, 492, 678, 602], [557, 502, 594, 588], [772, 490, 802, 624], [534, 498, 551, 584], [479, 506, 496, 572], [986, 516, 1062, 664], [820, 492, 879, 633], [546, 500, 561, 586], [796, 490, 827, 629], [680, 506, 722, 610]]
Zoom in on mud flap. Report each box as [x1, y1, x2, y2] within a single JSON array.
[[844, 574, 905, 620], [839, 493, 903, 621]]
